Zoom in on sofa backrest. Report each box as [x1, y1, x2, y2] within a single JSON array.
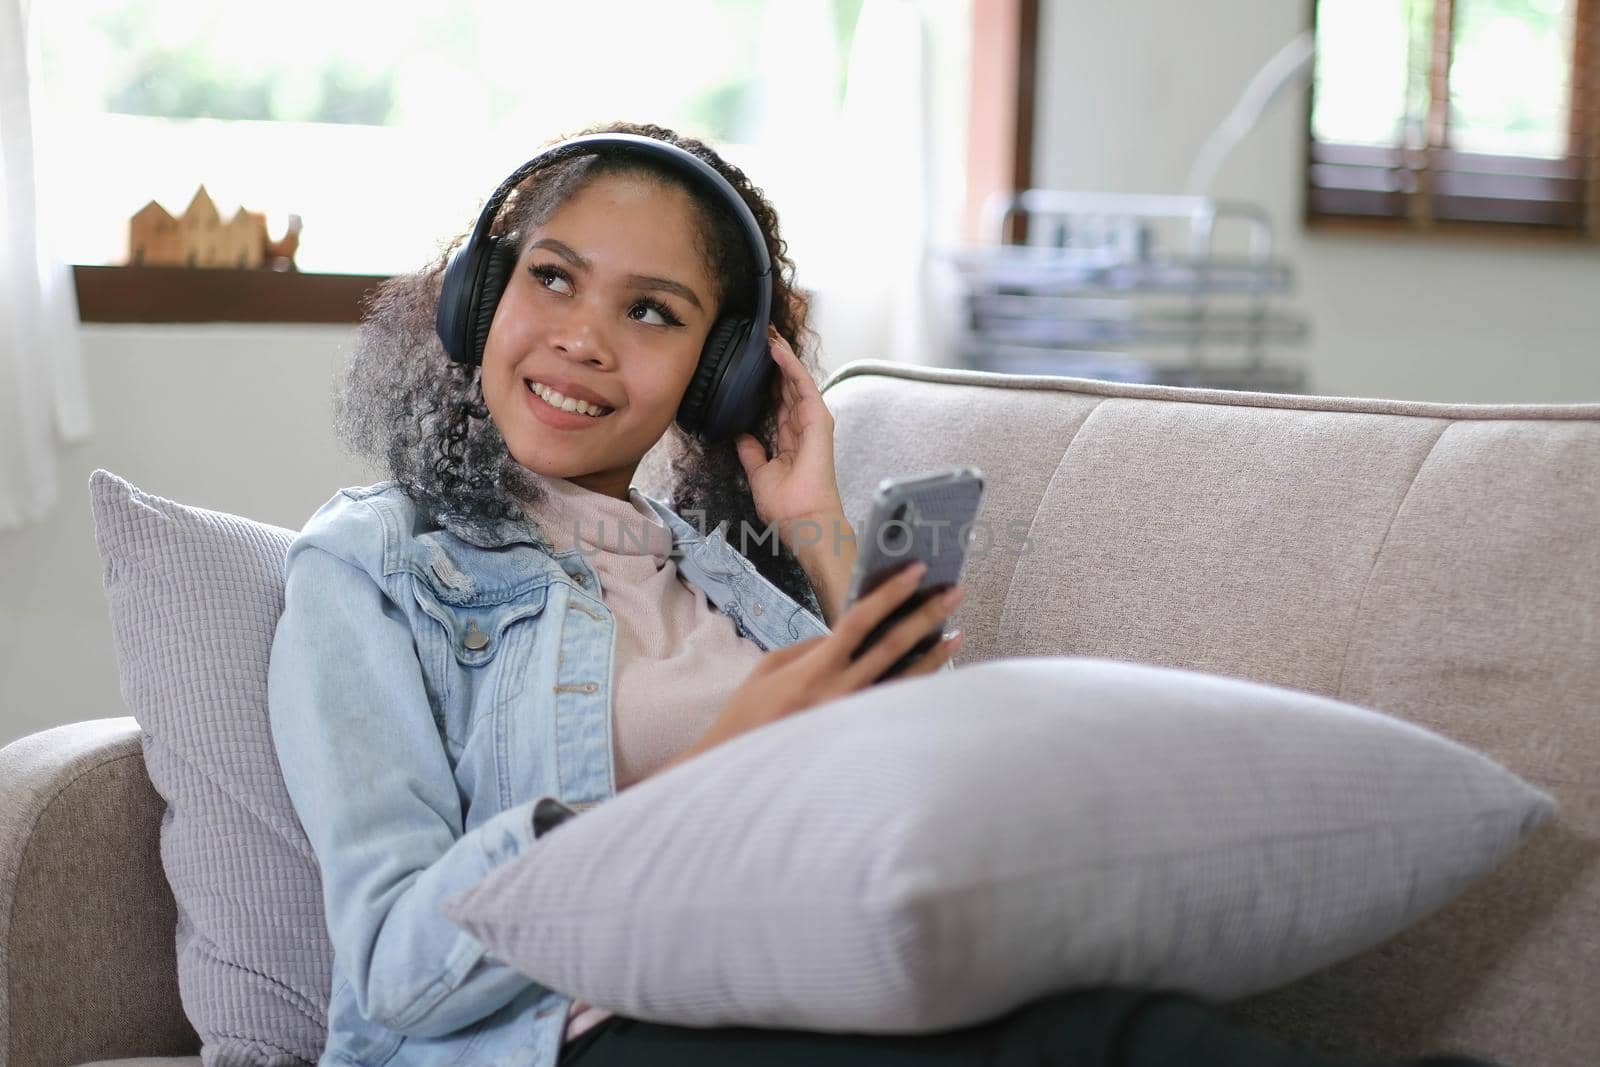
[[819, 360, 1600, 1067]]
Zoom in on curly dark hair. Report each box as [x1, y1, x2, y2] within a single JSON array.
[[331, 119, 825, 617]]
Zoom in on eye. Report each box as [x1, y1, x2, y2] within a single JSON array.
[[630, 297, 684, 328], [528, 264, 573, 295]]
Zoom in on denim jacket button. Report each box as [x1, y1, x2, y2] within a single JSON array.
[[752, 602, 764, 616], [463, 619, 490, 651]]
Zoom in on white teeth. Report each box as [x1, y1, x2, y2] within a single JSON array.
[[528, 381, 611, 416]]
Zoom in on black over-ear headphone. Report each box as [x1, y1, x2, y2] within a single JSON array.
[[434, 132, 775, 446]]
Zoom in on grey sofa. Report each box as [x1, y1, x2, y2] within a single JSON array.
[[3, 360, 1596, 1067]]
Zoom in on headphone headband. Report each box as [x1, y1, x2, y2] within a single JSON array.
[[471, 133, 772, 283]]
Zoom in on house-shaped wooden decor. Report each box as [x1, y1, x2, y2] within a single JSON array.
[[127, 185, 299, 270]]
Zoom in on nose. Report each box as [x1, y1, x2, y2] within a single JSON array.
[[550, 301, 615, 368]]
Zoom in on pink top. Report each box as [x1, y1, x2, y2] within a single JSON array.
[[519, 474, 769, 1045]]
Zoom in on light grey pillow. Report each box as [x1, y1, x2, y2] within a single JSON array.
[[439, 655, 1555, 1034], [89, 468, 331, 1066]]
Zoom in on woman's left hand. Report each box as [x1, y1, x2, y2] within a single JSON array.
[[734, 325, 846, 554]]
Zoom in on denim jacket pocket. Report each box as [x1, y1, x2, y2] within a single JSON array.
[[411, 578, 550, 668], [409, 568, 551, 750]]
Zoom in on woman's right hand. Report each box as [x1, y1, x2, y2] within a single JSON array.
[[686, 561, 965, 760]]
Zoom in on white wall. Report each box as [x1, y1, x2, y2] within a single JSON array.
[[0, 326, 372, 749], [1034, 0, 1600, 404]]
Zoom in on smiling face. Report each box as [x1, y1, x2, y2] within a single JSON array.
[[480, 171, 720, 500]]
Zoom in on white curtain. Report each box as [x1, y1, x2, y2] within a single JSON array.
[[0, 0, 93, 534], [808, 0, 955, 372]]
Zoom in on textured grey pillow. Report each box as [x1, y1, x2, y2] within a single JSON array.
[[439, 655, 1555, 1035], [89, 469, 331, 1066]]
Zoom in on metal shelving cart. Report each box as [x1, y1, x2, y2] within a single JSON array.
[[945, 190, 1311, 392]]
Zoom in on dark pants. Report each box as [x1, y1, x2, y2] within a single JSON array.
[[557, 988, 1501, 1067]]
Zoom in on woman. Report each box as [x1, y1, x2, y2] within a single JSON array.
[[267, 120, 1501, 1067]]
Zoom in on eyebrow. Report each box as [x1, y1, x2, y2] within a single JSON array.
[[527, 237, 705, 312]]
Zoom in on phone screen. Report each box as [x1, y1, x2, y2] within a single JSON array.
[[844, 468, 983, 683]]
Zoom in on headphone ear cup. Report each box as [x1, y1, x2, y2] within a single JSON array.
[[469, 237, 518, 366], [436, 244, 476, 364], [679, 315, 748, 442]]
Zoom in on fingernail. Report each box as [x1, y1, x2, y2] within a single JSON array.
[[940, 586, 964, 609], [905, 561, 928, 580]]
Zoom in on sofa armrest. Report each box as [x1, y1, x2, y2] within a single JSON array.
[[0, 717, 198, 1067]]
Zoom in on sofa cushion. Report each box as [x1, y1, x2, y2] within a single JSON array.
[[439, 655, 1553, 1033], [88, 469, 330, 1066]]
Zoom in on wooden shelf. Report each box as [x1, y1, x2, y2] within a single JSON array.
[[74, 265, 388, 324]]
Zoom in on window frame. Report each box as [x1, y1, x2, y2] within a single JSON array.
[[1304, 0, 1600, 243], [73, 1, 1040, 325]]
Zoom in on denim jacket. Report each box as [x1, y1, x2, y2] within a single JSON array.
[[266, 479, 846, 1067]]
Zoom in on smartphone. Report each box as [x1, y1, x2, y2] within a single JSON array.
[[843, 466, 985, 683]]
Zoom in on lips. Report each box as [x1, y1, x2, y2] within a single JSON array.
[[523, 380, 614, 428], [524, 377, 616, 412]]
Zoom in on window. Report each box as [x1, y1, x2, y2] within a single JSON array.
[[36, 0, 866, 277], [1307, 0, 1599, 236]]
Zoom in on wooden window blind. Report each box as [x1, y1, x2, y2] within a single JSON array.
[[1307, 0, 1599, 238]]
